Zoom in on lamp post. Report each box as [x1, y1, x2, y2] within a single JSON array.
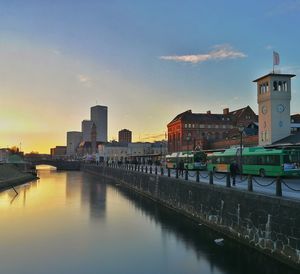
[[238, 125, 245, 179], [186, 132, 191, 169]]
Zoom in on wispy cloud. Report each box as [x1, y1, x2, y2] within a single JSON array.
[[50, 49, 62, 55], [160, 45, 246, 64], [267, 0, 300, 16], [77, 74, 92, 87], [265, 45, 273, 50]]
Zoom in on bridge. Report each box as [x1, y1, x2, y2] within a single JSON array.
[[26, 158, 81, 171]]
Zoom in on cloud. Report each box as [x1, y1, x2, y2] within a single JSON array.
[[267, 0, 300, 16], [77, 74, 92, 87], [50, 49, 62, 55], [160, 45, 246, 64], [265, 45, 273, 50]]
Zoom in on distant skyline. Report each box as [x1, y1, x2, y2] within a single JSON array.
[[1, 0, 300, 153]]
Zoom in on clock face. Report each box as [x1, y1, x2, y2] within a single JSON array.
[[277, 104, 285, 113], [262, 105, 267, 114]]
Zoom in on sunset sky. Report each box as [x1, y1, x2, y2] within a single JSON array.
[[1, 0, 300, 153]]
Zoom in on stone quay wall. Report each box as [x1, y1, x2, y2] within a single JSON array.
[[83, 165, 300, 270], [0, 164, 37, 191]]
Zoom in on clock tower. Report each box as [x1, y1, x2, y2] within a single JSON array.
[[254, 73, 295, 146]]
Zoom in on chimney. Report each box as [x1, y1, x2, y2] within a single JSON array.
[[223, 108, 229, 115], [207, 110, 211, 114]]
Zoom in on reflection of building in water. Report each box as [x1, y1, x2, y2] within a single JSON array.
[[65, 172, 107, 219], [88, 182, 107, 219]]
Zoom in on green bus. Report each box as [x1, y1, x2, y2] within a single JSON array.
[[166, 151, 207, 170], [207, 146, 300, 177]]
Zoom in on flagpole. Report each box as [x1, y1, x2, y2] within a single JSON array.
[[272, 51, 274, 74]]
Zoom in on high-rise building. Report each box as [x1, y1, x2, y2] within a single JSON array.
[[82, 120, 94, 142], [66, 131, 82, 156], [118, 129, 132, 143], [91, 105, 108, 142]]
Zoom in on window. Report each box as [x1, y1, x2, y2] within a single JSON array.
[[278, 81, 282, 91], [273, 81, 278, 91], [283, 81, 288, 91], [184, 124, 187, 128], [199, 124, 205, 128]]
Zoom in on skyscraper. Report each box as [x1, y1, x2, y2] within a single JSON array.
[[91, 105, 108, 142], [81, 120, 94, 142], [66, 131, 82, 156]]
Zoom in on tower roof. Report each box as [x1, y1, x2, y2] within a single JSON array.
[[253, 73, 295, 82]]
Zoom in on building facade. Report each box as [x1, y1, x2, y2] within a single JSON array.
[[167, 106, 257, 153], [50, 146, 67, 159], [118, 129, 132, 143], [66, 131, 82, 157], [91, 105, 108, 142], [254, 73, 295, 146], [82, 120, 94, 142]]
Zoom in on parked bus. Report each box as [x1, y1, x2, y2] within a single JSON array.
[[207, 146, 300, 177], [166, 151, 207, 170]]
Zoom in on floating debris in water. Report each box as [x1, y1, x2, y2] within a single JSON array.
[[214, 238, 224, 245]]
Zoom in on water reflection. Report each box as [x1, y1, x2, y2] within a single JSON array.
[[110, 186, 299, 274], [0, 170, 298, 274]]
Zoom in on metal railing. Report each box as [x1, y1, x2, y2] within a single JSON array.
[[91, 162, 300, 198]]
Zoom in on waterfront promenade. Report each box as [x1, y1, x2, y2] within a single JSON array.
[[93, 163, 300, 200]]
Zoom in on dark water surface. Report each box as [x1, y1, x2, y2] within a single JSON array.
[[0, 168, 298, 274]]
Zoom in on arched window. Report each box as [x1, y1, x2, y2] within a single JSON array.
[[283, 81, 288, 91], [278, 81, 282, 91]]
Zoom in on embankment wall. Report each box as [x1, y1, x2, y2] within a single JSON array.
[[83, 165, 300, 270]]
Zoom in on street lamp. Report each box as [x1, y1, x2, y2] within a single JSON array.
[[238, 125, 245, 178], [186, 132, 192, 169]]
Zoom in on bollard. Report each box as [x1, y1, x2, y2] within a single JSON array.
[[150, 166, 152, 174], [247, 175, 253, 192], [276, 177, 282, 197], [209, 171, 213, 184], [167, 168, 170, 177], [155, 166, 157, 175], [145, 166, 148, 173], [232, 175, 236, 186], [196, 170, 199, 182], [185, 169, 188, 180], [176, 168, 179, 179], [161, 167, 164, 176], [226, 173, 231, 188]]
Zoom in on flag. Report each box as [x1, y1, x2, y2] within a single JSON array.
[[273, 51, 280, 66]]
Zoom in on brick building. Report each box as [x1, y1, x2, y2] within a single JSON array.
[[167, 106, 258, 153]]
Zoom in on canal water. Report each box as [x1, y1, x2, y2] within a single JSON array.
[[0, 168, 298, 274]]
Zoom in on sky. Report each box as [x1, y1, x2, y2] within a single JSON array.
[[1, 0, 300, 153]]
